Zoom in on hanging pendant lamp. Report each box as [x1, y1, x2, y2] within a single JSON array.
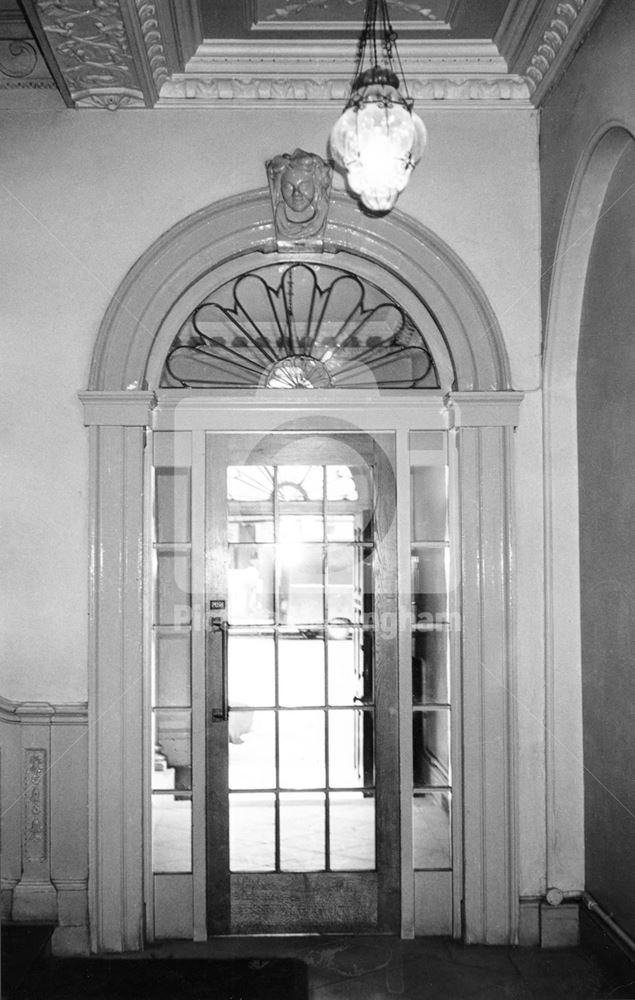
[[330, 0, 426, 214]]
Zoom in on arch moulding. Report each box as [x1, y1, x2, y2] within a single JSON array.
[[89, 189, 510, 394]]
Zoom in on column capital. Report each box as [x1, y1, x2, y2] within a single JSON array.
[[446, 391, 524, 427], [78, 391, 156, 426]]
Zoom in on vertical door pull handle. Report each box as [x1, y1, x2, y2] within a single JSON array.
[[210, 617, 229, 721]]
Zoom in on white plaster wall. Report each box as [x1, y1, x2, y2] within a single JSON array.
[[539, 0, 635, 900], [0, 102, 541, 821]]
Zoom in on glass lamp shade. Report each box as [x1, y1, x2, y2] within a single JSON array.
[[330, 84, 427, 212]]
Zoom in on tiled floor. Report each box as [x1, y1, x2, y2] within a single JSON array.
[[141, 934, 633, 999]]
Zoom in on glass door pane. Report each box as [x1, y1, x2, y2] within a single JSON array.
[[206, 432, 400, 934]]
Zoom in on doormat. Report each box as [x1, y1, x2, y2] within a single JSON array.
[[7, 957, 308, 1000]]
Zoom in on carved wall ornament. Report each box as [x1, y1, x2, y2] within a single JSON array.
[[266, 149, 333, 250], [24, 748, 47, 864], [0, 39, 38, 78], [35, 0, 142, 98]]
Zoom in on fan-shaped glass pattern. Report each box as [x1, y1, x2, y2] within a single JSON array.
[[161, 263, 440, 390]]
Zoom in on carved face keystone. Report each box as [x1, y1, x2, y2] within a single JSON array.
[[281, 167, 315, 213]]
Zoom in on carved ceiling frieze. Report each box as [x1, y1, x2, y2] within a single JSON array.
[[11, 0, 607, 108], [35, 0, 141, 96], [18, 0, 173, 106]]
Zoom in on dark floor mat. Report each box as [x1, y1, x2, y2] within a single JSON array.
[[7, 957, 308, 1000]]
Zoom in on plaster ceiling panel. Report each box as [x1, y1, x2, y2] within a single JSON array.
[[252, 0, 458, 32], [200, 0, 512, 40]]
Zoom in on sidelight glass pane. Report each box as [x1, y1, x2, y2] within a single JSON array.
[[326, 514, 355, 542], [329, 791, 375, 870], [228, 517, 274, 543], [153, 709, 191, 790], [329, 709, 373, 788], [411, 546, 448, 622], [327, 543, 356, 622], [228, 632, 275, 708], [280, 792, 325, 870], [279, 710, 325, 788], [412, 709, 450, 787], [411, 628, 449, 705], [279, 514, 324, 542], [156, 551, 191, 626], [156, 469, 191, 543], [279, 543, 324, 624], [278, 635, 325, 707], [411, 466, 447, 541], [327, 634, 365, 705], [228, 544, 274, 624], [152, 794, 192, 873], [413, 791, 451, 869], [228, 710, 275, 789], [155, 630, 191, 708], [229, 792, 275, 872]]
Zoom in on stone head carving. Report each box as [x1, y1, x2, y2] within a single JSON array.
[[266, 148, 332, 249]]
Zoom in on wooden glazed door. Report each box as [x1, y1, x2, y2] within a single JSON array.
[[205, 431, 400, 934]]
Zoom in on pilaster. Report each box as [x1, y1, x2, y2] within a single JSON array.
[[448, 392, 523, 943], [81, 391, 155, 952]]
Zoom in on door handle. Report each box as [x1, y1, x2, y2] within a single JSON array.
[[210, 616, 229, 721]]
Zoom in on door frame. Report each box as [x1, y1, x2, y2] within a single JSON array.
[[80, 189, 521, 951], [80, 385, 522, 950], [204, 429, 401, 935]]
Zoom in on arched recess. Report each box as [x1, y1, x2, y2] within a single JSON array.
[[80, 191, 521, 953], [543, 124, 635, 896], [89, 190, 510, 393]]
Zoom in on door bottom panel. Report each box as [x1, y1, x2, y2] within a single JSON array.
[[230, 872, 378, 934]]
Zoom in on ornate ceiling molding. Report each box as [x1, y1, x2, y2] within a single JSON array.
[[15, 0, 604, 109], [497, 0, 607, 106], [158, 38, 530, 106], [158, 74, 529, 106], [0, 9, 54, 89], [17, 0, 189, 107]]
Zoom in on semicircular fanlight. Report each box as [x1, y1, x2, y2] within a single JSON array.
[[161, 262, 441, 390]]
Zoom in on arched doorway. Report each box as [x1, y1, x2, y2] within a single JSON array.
[[80, 190, 521, 951]]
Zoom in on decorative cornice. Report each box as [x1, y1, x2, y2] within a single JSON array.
[[524, 0, 584, 94], [159, 74, 530, 106], [500, 0, 607, 106], [134, 0, 169, 92], [157, 37, 530, 105]]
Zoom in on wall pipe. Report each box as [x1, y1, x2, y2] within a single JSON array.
[[582, 892, 635, 958]]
